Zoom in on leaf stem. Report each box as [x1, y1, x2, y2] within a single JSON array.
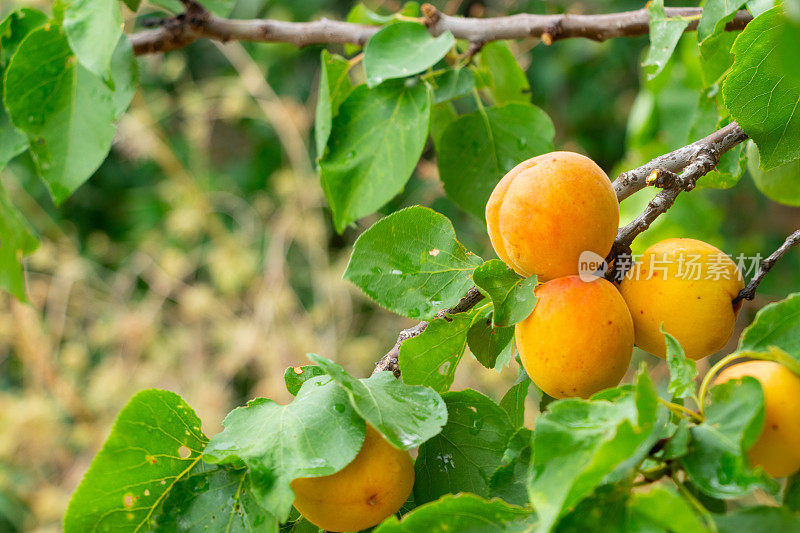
[[697, 352, 748, 415], [658, 397, 704, 422]]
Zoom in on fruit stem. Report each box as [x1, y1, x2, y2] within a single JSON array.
[[658, 398, 703, 423], [697, 352, 748, 415]]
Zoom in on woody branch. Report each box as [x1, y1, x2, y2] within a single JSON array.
[[129, 1, 752, 56]]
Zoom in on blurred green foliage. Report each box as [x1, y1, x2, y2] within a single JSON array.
[[0, 0, 798, 530]]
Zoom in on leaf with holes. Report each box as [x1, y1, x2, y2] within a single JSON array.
[[203, 377, 365, 521], [644, 0, 692, 79], [723, 8, 800, 169], [64, 389, 209, 532], [414, 389, 514, 505], [344, 206, 482, 320], [399, 310, 479, 393], [307, 354, 447, 449], [437, 103, 554, 219], [283, 365, 326, 396], [319, 81, 431, 232], [363, 22, 454, 87], [150, 465, 277, 532]]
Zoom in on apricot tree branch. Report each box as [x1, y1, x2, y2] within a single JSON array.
[[130, 2, 752, 56], [372, 287, 484, 377], [734, 229, 800, 304], [612, 122, 750, 201], [606, 123, 749, 280]]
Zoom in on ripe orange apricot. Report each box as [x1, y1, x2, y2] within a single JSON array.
[[486, 151, 619, 281], [715, 361, 800, 478], [619, 238, 744, 360], [290, 424, 414, 531], [515, 276, 634, 399]]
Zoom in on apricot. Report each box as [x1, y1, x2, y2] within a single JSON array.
[[486, 151, 619, 281], [515, 276, 634, 399], [619, 238, 744, 360], [290, 424, 414, 531], [715, 361, 800, 478]]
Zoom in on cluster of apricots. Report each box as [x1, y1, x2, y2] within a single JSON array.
[[487, 151, 800, 479], [290, 152, 799, 532]]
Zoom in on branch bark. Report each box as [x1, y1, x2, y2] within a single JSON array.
[[130, 2, 753, 56], [606, 123, 749, 280], [734, 229, 800, 304], [372, 287, 484, 377]]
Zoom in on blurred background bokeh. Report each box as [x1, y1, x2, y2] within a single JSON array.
[[1, 0, 798, 530]]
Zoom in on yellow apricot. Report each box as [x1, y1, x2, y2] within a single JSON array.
[[291, 424, 414, 531], [515, 276, 634, 399], [486, 151, 619, 281], [619, 238, 744, 360], [715, 361, 800, 478]]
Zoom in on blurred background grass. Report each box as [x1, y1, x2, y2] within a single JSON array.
[[1, 0, 798, 529]]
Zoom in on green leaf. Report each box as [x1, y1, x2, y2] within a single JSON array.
[[747, 0, 776, 17], [723, 7, 800, 169], [283, 365, 326, 396], [122, 0, 142, 12], [307, 354, 447, 449], [374, 493, 533, 533], [489, 427, 532, 506], [314, 50, 352, 161], [467, 309, 514, 370], [698, 0, 746, 41], [151, 466, 277, 532], [784, 472, 800, 511], [203, 377, 366, 521], [414, 389, 514, 504], [529, 370, 661, 531], [681, 377, 777, 498], [363, 22, 454, 87], [627, 484, 708, 533], [430, 101, 456, 151], [690, 92, 746, 189], [644, 0, 693, 79], [747, 142, 800, 206], [344, 206, 482, 320], [64, 389, 209, 532], [437, 102, 554, 219], [431, 67, 475, 104], [60, 0, 123, 78], [0, 8, 48, 67], [475, 41, 530, 105], [319, 81, 431, 232], [500, 376, 530, 428], [3, 26, 117, 204], [400, 310, 478, 393], [0, 8, 49, 170], [738, 292, 800, 359], [699, 30, 737, 86], [472, 259, 538, 327], [150, 0, 234, 16], [714, 506, 800, 532], [662, 326, 698, 400], [555, 484, 629, 532], [109, 36, 137, 119], [0, 188, 38, 301]]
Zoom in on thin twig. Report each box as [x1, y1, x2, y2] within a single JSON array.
[[606, 123, 749, 280], [129, 2, 752, 56], [372, 287, 484, 377], [734, 229, 800, 304]]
